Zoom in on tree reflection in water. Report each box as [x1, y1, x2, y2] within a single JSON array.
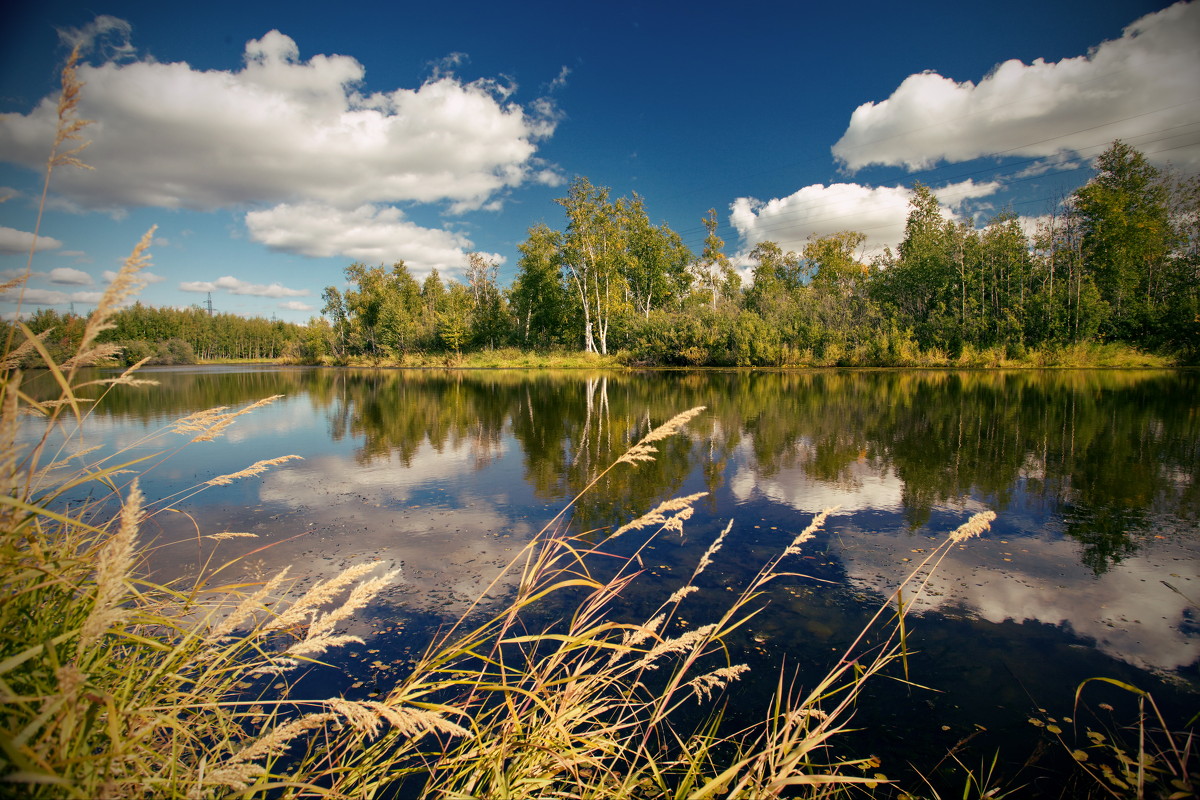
[[79, 366, 1198, 579]]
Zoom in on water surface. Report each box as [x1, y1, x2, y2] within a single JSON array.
[[23, 366, 1199, 793]]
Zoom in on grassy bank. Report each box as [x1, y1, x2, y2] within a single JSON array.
[[282, 340, 1178, 370], [290, 347, 626, 370]]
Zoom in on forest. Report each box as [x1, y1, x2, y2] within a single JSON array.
[[8, 141, 1197, 367], [317, 140, 1199, 366]]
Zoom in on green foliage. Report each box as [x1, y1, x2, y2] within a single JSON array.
[[624, 308, 781, 367], [1074, 140, 1172, 342], [621, 195, 693, 316], [305, 147, 1192, 368], [690, 208, 740, 311], [101, 303, 300, 361], [555, 177, 631, 354], [1, 304, 300, 366], [510, 224, 568, 349], [437, 282, 473, 354], [466, 252, 511, 350], [114, 337, 197, 366]]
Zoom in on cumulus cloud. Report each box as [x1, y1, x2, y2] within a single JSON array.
[[730, 183, 910, 256], [103, 269, 165, 284], [58, 15, 136, 62], [179, 275, 308, 298], [730, 179, 1001, 255], [0, 227, 62, 255], [48, 267, 93, 285], [279, 300, 314, 312], [833, 1, 1200, 172], [0, 287, 104, 305], [0, 28, 560, 213], [245, 202, 496, 276]]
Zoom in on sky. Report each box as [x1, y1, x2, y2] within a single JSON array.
[[1, 0, 1197, 323]]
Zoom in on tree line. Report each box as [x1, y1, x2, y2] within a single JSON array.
[[313, 140, 1199, 365], [3, 304, 305, 366], [6, 140, 1194, 367]]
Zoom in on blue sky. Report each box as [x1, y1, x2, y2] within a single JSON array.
[[1, 0, 1197, 323]]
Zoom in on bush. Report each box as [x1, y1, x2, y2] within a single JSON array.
[[117, 339, 156, 366], [157, 337, 197, 365], [116, 338, 197, 366]]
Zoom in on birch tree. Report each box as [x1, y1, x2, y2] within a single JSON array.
[[510, 224, 567, 347], [691, 209, 737, 310], [621, 195, 692, 317], [556, 177, 627, 354]]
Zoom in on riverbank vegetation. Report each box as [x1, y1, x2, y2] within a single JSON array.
[[4, 304, 303, 367], [304, 143, 1196, 368]]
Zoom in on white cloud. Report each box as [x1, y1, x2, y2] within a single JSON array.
[[731, 183, 913, 255], [546, 66, 571, 93], [103, 269, 165, 284], [730, 179, 1004, 256], [0, 28, 559, 213], [48, 267, 93, 285], [1011, 153, 1084, 179], [936, 179, 1003, 212], [58, 15, 136, 63], [0, 227, 62, 255], [0, 287, 104, 305], [179, 275, 308, 298], [279, 300, 314, 311], [833, 523, 1199, 672], [833, 2, 1200, 172], [245, 202, 499, 276]]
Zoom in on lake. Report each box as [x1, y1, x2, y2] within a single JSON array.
[[24, 366, 1199, 795]]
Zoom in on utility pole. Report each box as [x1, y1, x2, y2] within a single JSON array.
[[205, 292, 214, 317]]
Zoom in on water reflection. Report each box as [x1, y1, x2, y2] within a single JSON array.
[[72, 366, 1198, 682]]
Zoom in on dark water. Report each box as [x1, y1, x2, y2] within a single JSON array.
[[22, 366, 1199, 795]]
